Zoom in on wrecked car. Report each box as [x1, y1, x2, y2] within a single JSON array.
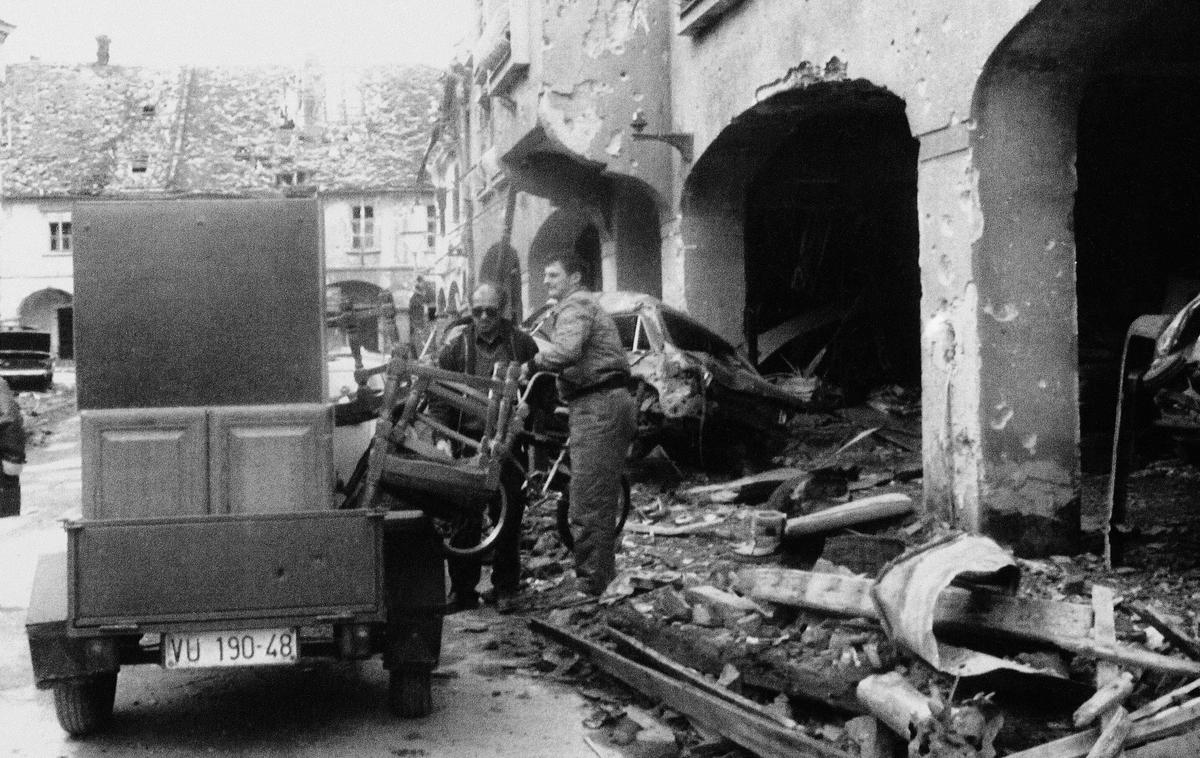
[[524, 291, 808, 465], [1123, 291, 1200, 463], [0, 328, 54, 391]]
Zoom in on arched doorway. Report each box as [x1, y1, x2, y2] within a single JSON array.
[[969, 0, 1198, 551], [683, 80, 920, 401], [480, 242, 524, 320], [19, 288, 73, 358], [448, 280, 461, 315], [611, 177, 663, 298], [527, 208, 604, 310]]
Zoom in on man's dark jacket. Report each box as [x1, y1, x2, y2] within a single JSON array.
[[433, 319, 538, 436]]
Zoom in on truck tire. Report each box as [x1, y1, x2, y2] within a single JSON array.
[[53, 672, 117, 736], [389, 668, 432, 718]]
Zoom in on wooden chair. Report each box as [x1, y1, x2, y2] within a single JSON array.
[[354, 351, 525, 556]]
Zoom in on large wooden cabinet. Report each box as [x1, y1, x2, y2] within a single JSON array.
[[82, 404, 334, 519]]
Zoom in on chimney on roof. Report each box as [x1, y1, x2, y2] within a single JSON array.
[[95, 35, 110, 66]]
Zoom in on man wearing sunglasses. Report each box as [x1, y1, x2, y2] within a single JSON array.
[[433, 282, 538, 613]]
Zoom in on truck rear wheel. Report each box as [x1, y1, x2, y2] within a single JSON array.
[[53, 671, 117, 736], [389, 668, 432, 718]]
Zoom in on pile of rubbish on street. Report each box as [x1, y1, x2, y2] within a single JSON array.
[[503, 402, 1200, 758]]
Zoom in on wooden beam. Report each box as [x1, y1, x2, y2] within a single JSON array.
[[623, 517, 727, 537], [530, 619, 855, 758], [784, 493, 914, 537], [606, 604, 867, 713], [1074, 672, 1135, 728], [1092, 586, 1122, 688], [1086, 707, 1132, 758], [1004, 696, 1200, 758], [424, 380, 489, 418], [682, 468, 806, 499], [1126, 601, 1200, 662], [603, 624, 799, 729], [737, 568, 1200, 676]]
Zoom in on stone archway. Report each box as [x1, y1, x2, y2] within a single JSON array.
[[18, 288, 72, 357], [527, 208, 606, 309], [966, 0, 1200, 552], [480, 242, 524, 320], [682, 80, 920, 398]]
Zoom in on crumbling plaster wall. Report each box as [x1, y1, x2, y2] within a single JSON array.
[[536, 0, 675, 206], [669, 0, 1076, 545], [477, 1, 674, 313]]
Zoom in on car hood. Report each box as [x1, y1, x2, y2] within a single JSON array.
[[683, 348, 810, 409]]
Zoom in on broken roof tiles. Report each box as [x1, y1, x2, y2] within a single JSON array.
[[0, 61, 441, 198]]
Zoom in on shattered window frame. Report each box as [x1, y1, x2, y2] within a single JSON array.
[[350, 203, 377, 252]]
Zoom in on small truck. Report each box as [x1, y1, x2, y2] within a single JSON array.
[[25, 199, 445, 736]]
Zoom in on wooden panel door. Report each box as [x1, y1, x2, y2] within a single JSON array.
[[208, 404, 334, 514], [81, 408, 208, 519]]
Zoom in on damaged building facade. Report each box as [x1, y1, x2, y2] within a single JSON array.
[[0, 33, 446, 356], [444, 0, 1200, 555]]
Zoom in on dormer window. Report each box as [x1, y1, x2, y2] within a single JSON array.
[[131, 154, 149, 173], [274, 170, 308, 186], [141, 104, 156, 117]]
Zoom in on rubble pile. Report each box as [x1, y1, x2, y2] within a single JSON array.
[[511, 406, 1200, 758]]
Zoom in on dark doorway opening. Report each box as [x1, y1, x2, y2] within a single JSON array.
[[57, 306, 74, 360], [743, 92, 921, 403], [1075, 73, 1200, 470]]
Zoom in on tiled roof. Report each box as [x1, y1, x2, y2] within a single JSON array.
[[1, 61, 441, 198]]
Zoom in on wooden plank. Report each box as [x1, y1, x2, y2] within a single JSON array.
[[682, 468, 806, 497], [738, 568, 1200, 676], [1129, 677, 1200, 720], [531, 619, 855, 758], [408, 363, 502, 392], [623, 516, 727, 537], [410, 414, 481, 452], [603, 624, 799, 729], [1005, 696, 1200, 758], [423, 381, 489, 418], [606, 604, 867, 713], [784, 494, 914, 537], [1126, 601, 1200, 661], [1092, 585, 1122, 688], [1086, 707, 1131, 758], [1074, 672, 1135, 728], [734, 568, 878, 618]]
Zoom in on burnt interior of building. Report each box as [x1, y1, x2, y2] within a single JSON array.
[[1074, 7, 1200, 471], [743, 86, 921, 405]]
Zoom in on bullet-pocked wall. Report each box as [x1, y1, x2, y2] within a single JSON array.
[[971, 0, 1199, 553], [487, 0, 674, 318]]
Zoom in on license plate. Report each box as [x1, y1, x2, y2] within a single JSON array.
[[162, 628, 298, 669]]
